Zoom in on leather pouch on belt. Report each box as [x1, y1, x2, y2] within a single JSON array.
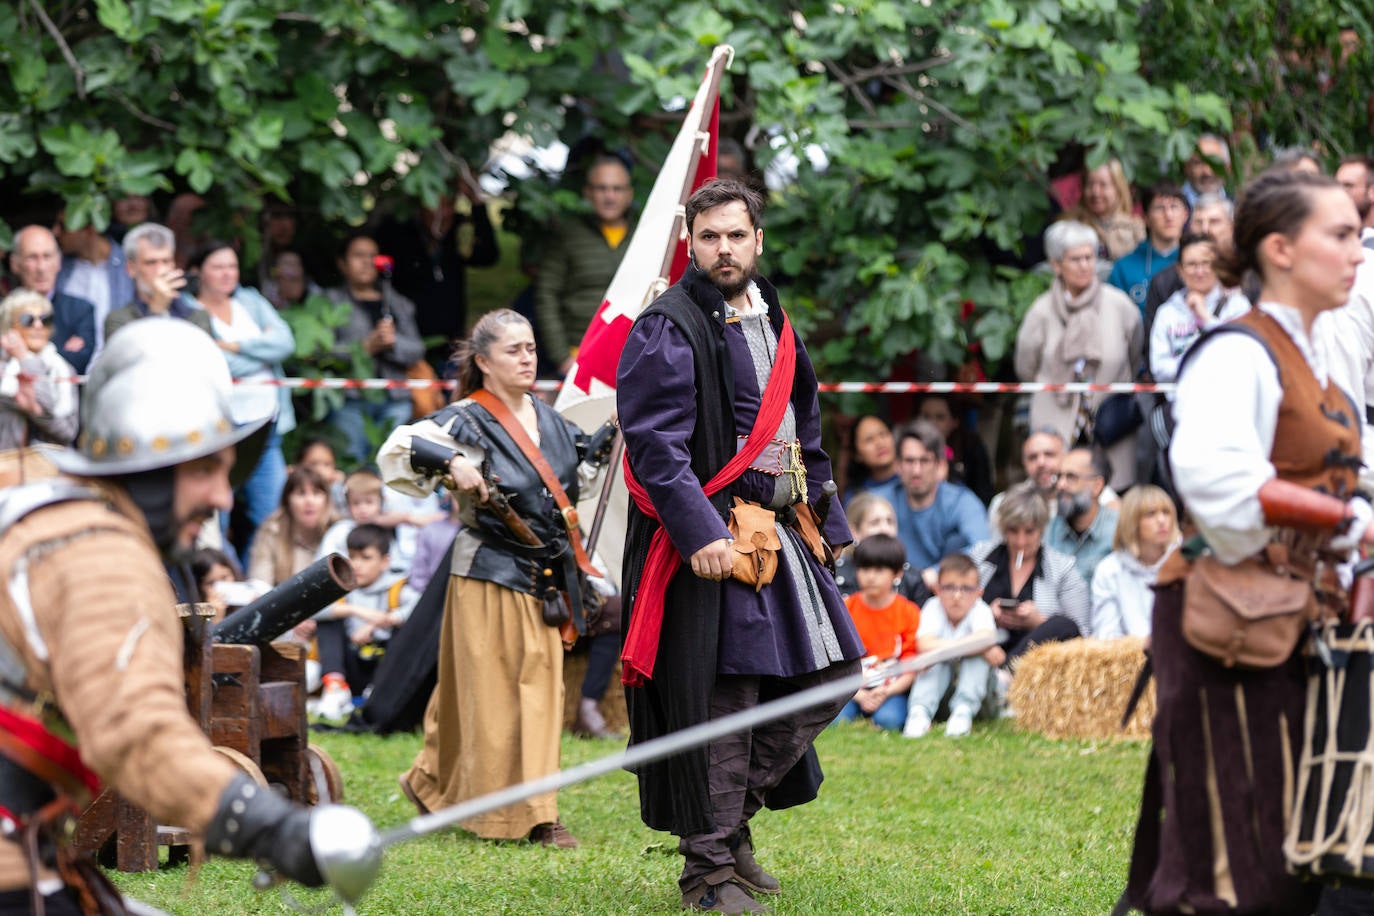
[[727, 498, 781, 592], [792, 501, 834, 568], [1181, 544, 1317, 669]]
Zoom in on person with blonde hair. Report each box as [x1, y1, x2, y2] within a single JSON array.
[[0, 288, 78, 449], [1064, 157, 1146, 261], [1089, 485, 1180, 639]]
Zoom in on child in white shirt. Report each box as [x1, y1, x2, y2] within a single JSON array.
[[904, 553, 1004, 739]]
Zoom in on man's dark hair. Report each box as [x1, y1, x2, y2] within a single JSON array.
[[853, 533, 908, 574], [685, 178, 764, 234], [1339, 153, 1374, 175], [346, 523, 392, 555], [1141, 181, 1188, 213], [894, 420, 946, 464], [1087, 447, 1113, 484]]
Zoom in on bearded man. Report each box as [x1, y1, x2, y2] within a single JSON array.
[[617, 179, 863, 914]]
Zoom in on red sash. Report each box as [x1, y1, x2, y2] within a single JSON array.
[[620, 308, 797, 686], [0, 704, 101, 804]]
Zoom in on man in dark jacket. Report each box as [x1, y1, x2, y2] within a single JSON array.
[[9, 226, 96, 373], [617, 179, 863, 914]]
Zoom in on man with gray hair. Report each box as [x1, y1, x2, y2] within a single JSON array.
[[8, 225, 97, 373], [102, 222, 213, 342]]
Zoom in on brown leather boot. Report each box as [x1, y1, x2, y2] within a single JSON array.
[[680, 879, 771, 913], [730, 826, 780, 895], [398, 773, 429, 816], [528, 821, 580, 848]]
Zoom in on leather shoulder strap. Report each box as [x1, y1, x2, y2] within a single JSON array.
[[467, 389, 599, 578]]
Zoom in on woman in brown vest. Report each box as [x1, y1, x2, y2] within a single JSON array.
[[1127, 170, 1374, 914]]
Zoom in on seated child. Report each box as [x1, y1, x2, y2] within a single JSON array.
[[316, 466, 442, 576], [316, 467, 388, 561], [904, 553, 1005, 739], [834, 533, 921, 731], [833, 492, 931, 606], [190, 547, 270, 622], [315, 524, 417, 711]]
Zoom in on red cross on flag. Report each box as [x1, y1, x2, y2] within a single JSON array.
[[555, 45, 733, 586]]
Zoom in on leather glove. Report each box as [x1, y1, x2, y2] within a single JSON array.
[[205, 773, 322, 886]]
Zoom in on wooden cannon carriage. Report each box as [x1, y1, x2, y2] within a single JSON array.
[[75, 559, 352, 872]]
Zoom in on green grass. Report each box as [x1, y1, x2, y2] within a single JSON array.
[[110, 721, 1149, 914]]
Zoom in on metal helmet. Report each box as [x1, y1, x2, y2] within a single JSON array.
[[50, 319, 272, 483]]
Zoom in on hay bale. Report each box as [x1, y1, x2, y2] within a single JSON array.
[[1007, 637, 1154, 740]]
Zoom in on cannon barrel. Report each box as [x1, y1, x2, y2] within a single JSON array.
[[213, 553, 356, 645]]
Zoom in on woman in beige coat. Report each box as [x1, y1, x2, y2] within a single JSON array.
[[1015, 220, 1143, 491]]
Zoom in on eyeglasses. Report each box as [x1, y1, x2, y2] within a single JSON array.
[[1148, 200, 1187, 214], [1057, 470, 1101, 485], [18, 312, 54, 329], [938, 585, 980, 597]]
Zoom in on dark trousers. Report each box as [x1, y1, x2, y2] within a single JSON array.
[[580, 633, 619, 701], [0, 888, 84, 915], [1319, 887, 1374, 915], [1002, 615, 1081, 662], [678, 659, 859, 891]]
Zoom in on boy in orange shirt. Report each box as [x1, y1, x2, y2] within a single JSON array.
[[834, 533, 921, 731]]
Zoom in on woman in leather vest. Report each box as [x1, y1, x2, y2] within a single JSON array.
[[1127, 170, 1374, 914], [377, 309, 606, 849]]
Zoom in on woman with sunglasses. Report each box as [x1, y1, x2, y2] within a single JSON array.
[[0, 288, 78, 449]]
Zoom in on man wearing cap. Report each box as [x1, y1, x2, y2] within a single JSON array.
[[0, 321, 378, 914]]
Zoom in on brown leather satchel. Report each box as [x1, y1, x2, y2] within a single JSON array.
[[1180, 547, 1317, 669], [727, 498, 781, 591]]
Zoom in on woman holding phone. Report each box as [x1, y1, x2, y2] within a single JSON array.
[[963, 482, 1090, 662]]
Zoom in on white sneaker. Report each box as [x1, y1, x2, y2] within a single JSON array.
[[316, 685, 354, 722], [946, 706, 974, 738], [903, 707, 932, 739]]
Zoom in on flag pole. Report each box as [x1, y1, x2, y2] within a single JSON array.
[[581, 45, 732, 559]]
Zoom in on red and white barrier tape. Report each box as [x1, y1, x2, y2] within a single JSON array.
[[53, 375, 1177, 395]]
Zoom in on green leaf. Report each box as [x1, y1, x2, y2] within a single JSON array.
[[0, 114, 36, 164], [175, 148, 215, 194], [94, 0, 137, 40], [8, 50, 47, 97]]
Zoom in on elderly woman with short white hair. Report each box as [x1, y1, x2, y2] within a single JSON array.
[[1014, 220, 1143, 491], [0, 287, 79, 449]]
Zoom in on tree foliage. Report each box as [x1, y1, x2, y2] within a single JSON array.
[[1, 0, 1361, 382]]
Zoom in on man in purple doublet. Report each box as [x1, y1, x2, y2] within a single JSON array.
[[618, 179, 863, 914]]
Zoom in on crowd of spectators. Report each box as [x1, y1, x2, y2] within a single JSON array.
[[834, 137, 1374, 737], [1, 132, 1366, 733]]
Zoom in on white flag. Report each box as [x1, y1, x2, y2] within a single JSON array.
[[555, 45, 733, 587]]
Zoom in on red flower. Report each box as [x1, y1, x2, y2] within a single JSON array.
[[960, 299, 976, 321], [373, 254, 396, 274]]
